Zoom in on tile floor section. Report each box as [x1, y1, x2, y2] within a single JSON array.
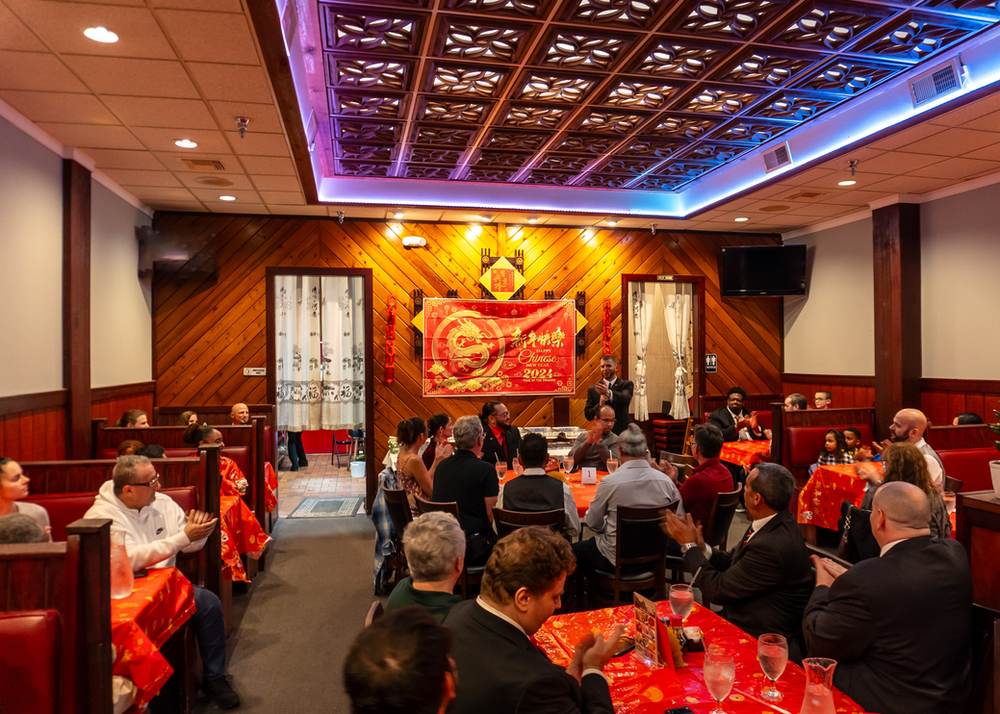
[[276, 453, 367, 519]]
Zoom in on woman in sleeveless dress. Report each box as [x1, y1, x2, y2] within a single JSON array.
[[396, 417, 452, 517]]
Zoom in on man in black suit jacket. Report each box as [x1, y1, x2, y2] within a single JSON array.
[[803, 482, 972, 714], [664, 462, 812, 660], [480, 401, 521, 471], [707, 386, 768, 443], [583, 355, 633, 435], [446, 526, 622, 714]]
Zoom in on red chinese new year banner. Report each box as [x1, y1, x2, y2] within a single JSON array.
[[422, 299, 576, 397]]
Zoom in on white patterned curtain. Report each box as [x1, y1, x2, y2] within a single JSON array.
[[276, 275, 323, 430], [630, 283, 658, 421], [663, 285, 693, 419], [320, 276, 365, 430]]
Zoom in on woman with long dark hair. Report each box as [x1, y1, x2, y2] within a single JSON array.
[[397, 417, 452, 516], [422, 413, 453, 470]]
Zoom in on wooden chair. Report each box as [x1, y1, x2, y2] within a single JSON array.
[[492, 508, 565, 538], [413, 497, 485, 599], [969, 604, 999, 714], [703, 485, 744, 550], [365, 601, 385, 627], [382, 487, 413, 585], [591, 501, 679, 606], [661, 451, 698, 482], [945, 475, 965, 493], [805, 544, 853, 572]]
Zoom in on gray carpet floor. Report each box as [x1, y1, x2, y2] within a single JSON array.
[[196, 514, 375, 713]]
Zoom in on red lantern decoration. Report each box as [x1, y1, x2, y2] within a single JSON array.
[[385, 296, 397, 385], [602, 298, 612, 357]]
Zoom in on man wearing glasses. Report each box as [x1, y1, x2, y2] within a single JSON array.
[[567, 405, 621, 472], [85, 455, 241, 709]]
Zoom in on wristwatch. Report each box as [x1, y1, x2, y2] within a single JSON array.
[[680, 542, 699, 554]]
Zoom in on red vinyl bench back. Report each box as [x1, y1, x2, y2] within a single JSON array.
[[0, 610, 60, 714], [938, 448, 997, 492], [787, 423, 874, 469]]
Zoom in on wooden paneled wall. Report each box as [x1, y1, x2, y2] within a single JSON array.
[[91, 381, 156, 424], [921, 378, 1000, 427], [782, 374, 876, 410], [0, 400, 66, 461], [151, 214, 782, 463]]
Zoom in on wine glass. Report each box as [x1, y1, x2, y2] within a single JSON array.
[[562, 456, 574, 474], [757, 633, 788, 702], [607, 458, 619, 473], [669, 583, 694, 622], [495, 461, 507, 481], [704, 648, 735, 714]]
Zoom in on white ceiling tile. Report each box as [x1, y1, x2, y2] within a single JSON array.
[[35, 122, 143, 149], [907, 157, 1000, 180], [0, 89, 119, 124], [186, 62, 272, 103], [126, 186, 198, 201], [156, 10, 258, 65], [962, 142, 1000, 162], [189, 187, 262, 203], [131, 126, 231, 153], [258, 191, 305, 205], [855, 151, 943, 175], [239, 155, 296, 176], [61, 55, 198, 98], [867, 123, 947, 152], [151, 151, 237, 173], [173, 172, 255, 190], [0, 50, 89, 92], [250, 174, 301, 192], [151, 0, 243, 9], [147, 200, 207, 211], [269, 205, 329, 216], [956, 112, 1000, 134], [85, 148, 166, 170], [208, 100, 283, 134], [225, 131, 290, 157], [100, 168, 183, 187], [100, 96, 217, 129], [817, 189, 888, 206], [896, 127, 1000, 157], [0, 3, 45, 51], [205, 202, 269, 213], [925, 92, 1000, 127], [846, 175, 951, 194], [8, 1, 175, 58]]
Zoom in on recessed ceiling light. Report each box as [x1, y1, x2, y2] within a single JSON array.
[[84, 26, 118, 43], [607, 219, 618, 226], [838, 180, 857, 186], [219, 195, 236, 201], [527, 217, 538, 224], [393, 211, 405, 219], [734, 217, 749, 222], [174, 139, 197, 149]]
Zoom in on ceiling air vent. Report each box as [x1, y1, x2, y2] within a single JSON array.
[[909, 59, 963, 107], [182, 159, 226, 171], [785, 191, 825, 200], [762, 142, 792, 173]]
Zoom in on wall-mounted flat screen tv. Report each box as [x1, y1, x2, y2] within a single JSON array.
[[720, 245, 807, 297]]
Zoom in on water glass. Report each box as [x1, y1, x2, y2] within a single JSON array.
[[563, 456, 574, 473], [757, 633, 788, 702], [495, 461, 507, 480], [669, 583, 694, 622], [607, 458, 619, 473], [704, 647, 735, 714], [943, 491, 956, 515]]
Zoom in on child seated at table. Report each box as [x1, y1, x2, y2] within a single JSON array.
[[818, 429, 853, 466], [843, 427, 863, 457]]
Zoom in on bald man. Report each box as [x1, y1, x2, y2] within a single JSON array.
[[803, 482, 972, 714], [870, 409, 945, 490], [230, 403, 250, 425]]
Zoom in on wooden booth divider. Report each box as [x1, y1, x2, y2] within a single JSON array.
[[152, 403, 278, 472], [769, 405, 877, 487], [701, 394, 782, 421], [927, 423, 997, 451], [0, 518, 112, 714]]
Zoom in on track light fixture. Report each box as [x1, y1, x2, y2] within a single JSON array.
[[650, 223, 657, 236], [338, 211, 345, 224], [236, 116, 249, 139]]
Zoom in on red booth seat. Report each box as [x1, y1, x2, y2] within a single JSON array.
[[938, 448, 997, 493], [101, 446, 251, 479], [0, 610, 60, 714], [25, 486, 197, 542], [787, 424, 874, 469]]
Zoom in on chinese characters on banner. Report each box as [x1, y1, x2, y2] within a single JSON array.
[[423, 299, 576, 397]]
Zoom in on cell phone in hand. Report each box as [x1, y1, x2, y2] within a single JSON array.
[[133, 569, 149, 578], [664, 708, 695, 714]]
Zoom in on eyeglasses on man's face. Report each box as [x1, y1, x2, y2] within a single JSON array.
[[132, 474, 161, 489]]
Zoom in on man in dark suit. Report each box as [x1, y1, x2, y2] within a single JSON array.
[[480, 401, 521, 471], [803, 482, 972, 714], [446, 526, 622, 714], [584, 355, 633, 435], [664, 462, 812, 661], [708, 386, 767, 443]]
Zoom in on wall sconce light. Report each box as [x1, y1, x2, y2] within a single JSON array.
[[402, 235, 427, 249]]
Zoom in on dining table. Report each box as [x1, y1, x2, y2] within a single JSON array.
[[719, 440, 772, 471], [534, 599, 869, 714], [501, 467, 608, 517], [797, 462, 882, 532], [110, 566, 196, 707]]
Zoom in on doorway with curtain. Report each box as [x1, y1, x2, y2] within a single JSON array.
[[621, 275, 706, 428], [266, 268, 375, 510]]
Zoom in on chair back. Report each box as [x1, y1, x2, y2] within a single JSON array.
[[704, 485, 743, 549], [617, 503, 674, 564], [415, 496, 460, 519], [661, 451, 698, 468], [382, 487, 414, 535], [492, 508, 564, 538], [945, 475, 965, 493], [365, 601, 385, 627], [969, 603, 999, 714]]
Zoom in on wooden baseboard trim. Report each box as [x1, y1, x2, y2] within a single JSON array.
[[0, 389, 67, 416], [91, 381, 156, 402], [782, 373, 876, 387]]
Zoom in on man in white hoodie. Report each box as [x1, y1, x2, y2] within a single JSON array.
[[85, 455, 241, 709]]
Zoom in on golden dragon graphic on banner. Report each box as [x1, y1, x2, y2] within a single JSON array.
[[422, 299, 576, 397]]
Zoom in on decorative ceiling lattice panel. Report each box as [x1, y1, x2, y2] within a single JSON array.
[[315, 0, 999, 189]]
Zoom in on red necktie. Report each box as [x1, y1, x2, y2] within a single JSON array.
[[741, 527, 755, 548]]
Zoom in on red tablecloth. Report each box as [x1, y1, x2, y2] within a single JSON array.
[[797, 463, 882, 531], [720, 441, 771, 470], [534, 601, 868, 714], [220, 494, 272, 583], [502, 469, 607, 517], [110, 567, 196, 707]]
